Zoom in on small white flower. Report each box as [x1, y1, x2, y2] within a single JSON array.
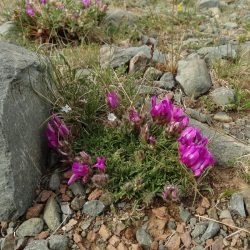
[[61, 104, 72, 113], [108, 113, 117, 122]]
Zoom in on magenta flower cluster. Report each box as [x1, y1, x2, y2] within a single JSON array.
[[178, 127, 215, 177], [25, 0, 107, 17], [46, 114, 70, 149], [68, 155, 107, 185]]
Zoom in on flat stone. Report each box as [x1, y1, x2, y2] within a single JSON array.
[[210, 87, 235, 107], [191, 222, 209, 238], [23, 240, 49, 250], [69, 181, 85, 196], [197, 44, 237, 62], [166, 234, 181, 250], [71, 196, 85, 211], [100, 45, 167, 69], [201, 221, 220, 241], [16, 218, 44, 237], [49, 173, 60, 191], [186, 108, 212, 124], [156, 72, 176, 90], [0, 42, 50, 220], [81, 219, 92, 231], [240, 188, 250, 215], [189, 119, 250, 166], [83, 200, 105, 217], [144, 67, 162, 80], [48, 235, 69, 250], [198, 0, 219, 9], [213, 112, 232, 123], [43, 197, 61, 231], [180, 207, 191, 222], [219, 210, 232, 219], [224, 22, 238, 29], [60, 202, 72, 215], [104, 9, 138, 27], [0, 21, 15, 36], [136, 228, 152, 250], [229, 193, 246, 217], [176, 54, 212, 98]]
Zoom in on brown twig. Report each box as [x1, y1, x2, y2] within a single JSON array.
[[195, 214, 250, 234]]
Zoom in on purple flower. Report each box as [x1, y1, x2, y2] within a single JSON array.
[[168, 107, 189, 134], [40, 0, 46, 4], [180, 144, 215, 176], [129, 108, 141, 125], [82, 0, 91, 8], [46, 114, 70, 149], [46, 124, 59, 148], [68, 162, 89, 185], [162, 185, 179, 201], [149, 136, 156, 145], [106, 91, 119, 109], [150, 96, 173, 125], [93, 157, 107, 173], [178, 127, 207, 146], [26, 3, 35, 17]]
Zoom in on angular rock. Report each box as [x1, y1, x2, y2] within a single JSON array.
[[136, 228, 152, 250], [219, 210, 232, 219], [180, 207, 191, 222], [100, 45, 167, 69], [83, 200, 105, 217], [48, 235, 69, 250], [240, 188, 250, 215], [104, 9, 138, 27], [16, 218, 44, 237], [144, 67, 162, 80], [229, 193, 246, 217], [129, 52, 149, 73], [210, 87, 235, 107], [23, 240, 49, 250], [0, 21, 15, 36], [201, 222, 220, 241], [186, 108, 212, 124], [176, 54, 212, 98], [191, 222, 208, 238], [71, 196, 85, 211], [213, 112, 232, 123], [43, 197, 61, 231], [69, 181, 85, 196], [49, 172, 60, 191], [197, 44, 237, 62], [224, 22, 238, 29], [166, 234, 181, 250], [189, 119, 250, 166], [198, 0, 219, 9], [155, 72, 176, 90], [0, 42, 50, 220]]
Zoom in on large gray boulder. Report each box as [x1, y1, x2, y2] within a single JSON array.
[[190, 119, 250, 166], [0, 42, 50, 220], [176, 54, 212, 98]]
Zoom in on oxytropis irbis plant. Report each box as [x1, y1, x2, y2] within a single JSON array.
[[46, 114, 108, 187], [13, 0, 107, 42], [105, 91, 215, 200], [46, 90, 215, 202]]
